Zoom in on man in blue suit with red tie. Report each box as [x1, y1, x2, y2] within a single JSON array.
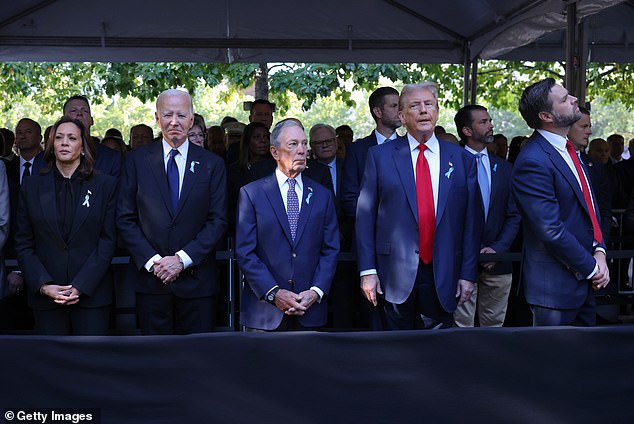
[[453, 105, 520, 327], [117, 89, 227, 334], [512, 78, 609, 326], [236, 119, 339, 331], [356, 83, 481, 330]]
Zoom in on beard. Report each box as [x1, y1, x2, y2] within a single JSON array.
[[552, 109, 582, 128], [475, 131, 494, 144]]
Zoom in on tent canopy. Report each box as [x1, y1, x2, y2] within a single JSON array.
[[0, 0, 628, 63]]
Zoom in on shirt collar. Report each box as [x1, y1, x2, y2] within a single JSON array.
[[375, 129, 397, 145], [464, 145, 489, 158], [407, 132, 439, 154], [275, 167, 303, 191], [537, 129, 568, 152], [20, 156, 34, 166], [162, 139, 189, 160]]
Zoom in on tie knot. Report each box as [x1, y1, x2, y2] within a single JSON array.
[[475, 152, 483, 159], [24, 162, 31, 169], [417, 143, 428, 152], [565, 140, 576, 153], [170, 149, 179, 159], [287, 178, 296, 189]]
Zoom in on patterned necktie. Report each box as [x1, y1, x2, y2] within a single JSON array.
[[287, 178, 299, 241], [23, 162, 31, 179], [565, 141, 602, 243], [475, 153, 490, 220], [416, 144, 435, 264], [167, 149, 180, 213]]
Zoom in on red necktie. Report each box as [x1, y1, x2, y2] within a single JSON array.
[[416, 144, 435, 263], [565, 141, 603, 243]]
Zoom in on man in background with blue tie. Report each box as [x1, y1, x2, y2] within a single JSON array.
[[453, 105, 520, 327], [117, 89, 227, 334], [236, 119, 339, 331]]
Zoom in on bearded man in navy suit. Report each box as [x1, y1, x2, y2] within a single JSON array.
[[356, 83, 481, 330], [512, 78, 609, 326], [236, 119, 339, 331], [117, 89, 227, 334], [452, 105, 520, 327]]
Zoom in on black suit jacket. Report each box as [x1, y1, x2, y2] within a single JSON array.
[[477, 153, 521, 275], [116, 141, 227, 298], [581, 152, 612, 240], [15, 170, 117, 310]]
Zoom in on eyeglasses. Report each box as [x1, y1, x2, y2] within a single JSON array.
[[188, 132, 205, 139], [312, 137, 335, 146]]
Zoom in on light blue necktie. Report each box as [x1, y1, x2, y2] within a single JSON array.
[[167, 149, 180, 213], [475, 153, 490, 220], [287, 178, 299, 241]]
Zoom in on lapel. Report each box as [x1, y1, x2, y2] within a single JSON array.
[[38, 172, 65, 244], [294, 177, 315, 246], [147, 142, 174, 217], [535, 133, 588, 213], [175, 142, 198, 218], [67, 177, 96, 243], [436, 142, 455, 226], [335, 158, 343, 199], [392, 138, 418, 222], [263, 174, 294, 245], [488, 155, 500, 208]]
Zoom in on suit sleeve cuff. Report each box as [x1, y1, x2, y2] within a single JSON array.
[[360, 269, 377, 278], [587, 264, 599, 280], [176, 250, 193, 269], [310, 286, 324, 303], [145, 254, 162, 272]]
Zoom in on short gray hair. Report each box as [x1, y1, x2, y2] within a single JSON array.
[[309, 123, 335, 143], [156, 89, 194, 114], [270, 119, 304, 148]]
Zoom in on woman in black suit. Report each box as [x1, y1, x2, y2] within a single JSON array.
[[15, 116, 117, 335]]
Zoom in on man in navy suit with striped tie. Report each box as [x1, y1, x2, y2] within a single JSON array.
[[236, 119, 339, 331]]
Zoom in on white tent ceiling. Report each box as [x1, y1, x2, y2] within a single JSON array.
[[0, 0, 628, 64]]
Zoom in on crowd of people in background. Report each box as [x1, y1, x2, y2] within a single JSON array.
[[0, 79, 632, 335]]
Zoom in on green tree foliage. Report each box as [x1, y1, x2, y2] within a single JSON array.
[[1, 61, 631, 142]]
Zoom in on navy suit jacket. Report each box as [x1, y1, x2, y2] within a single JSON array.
[[15, 170, 117, 310], [341, 132, 377, 217], [116, 141, 227, 298], [511, 131, 605, 309], [33, 142, 121, 180], [236, 173, 339, 330], [477, 153, 521, 275], [356, 136, 481, 312]]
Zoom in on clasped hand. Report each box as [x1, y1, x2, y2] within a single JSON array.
[[274, 289, 318, 316], [153, 255, 183, 284], [40, 284, 81, 305]]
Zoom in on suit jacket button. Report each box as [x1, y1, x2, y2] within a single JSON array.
[[292, 252, 296, 258]]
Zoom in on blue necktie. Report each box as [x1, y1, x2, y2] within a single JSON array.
[[475, 153, 490, 220], [287, 178, 299, 241], [167, 149, 180, 213]]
